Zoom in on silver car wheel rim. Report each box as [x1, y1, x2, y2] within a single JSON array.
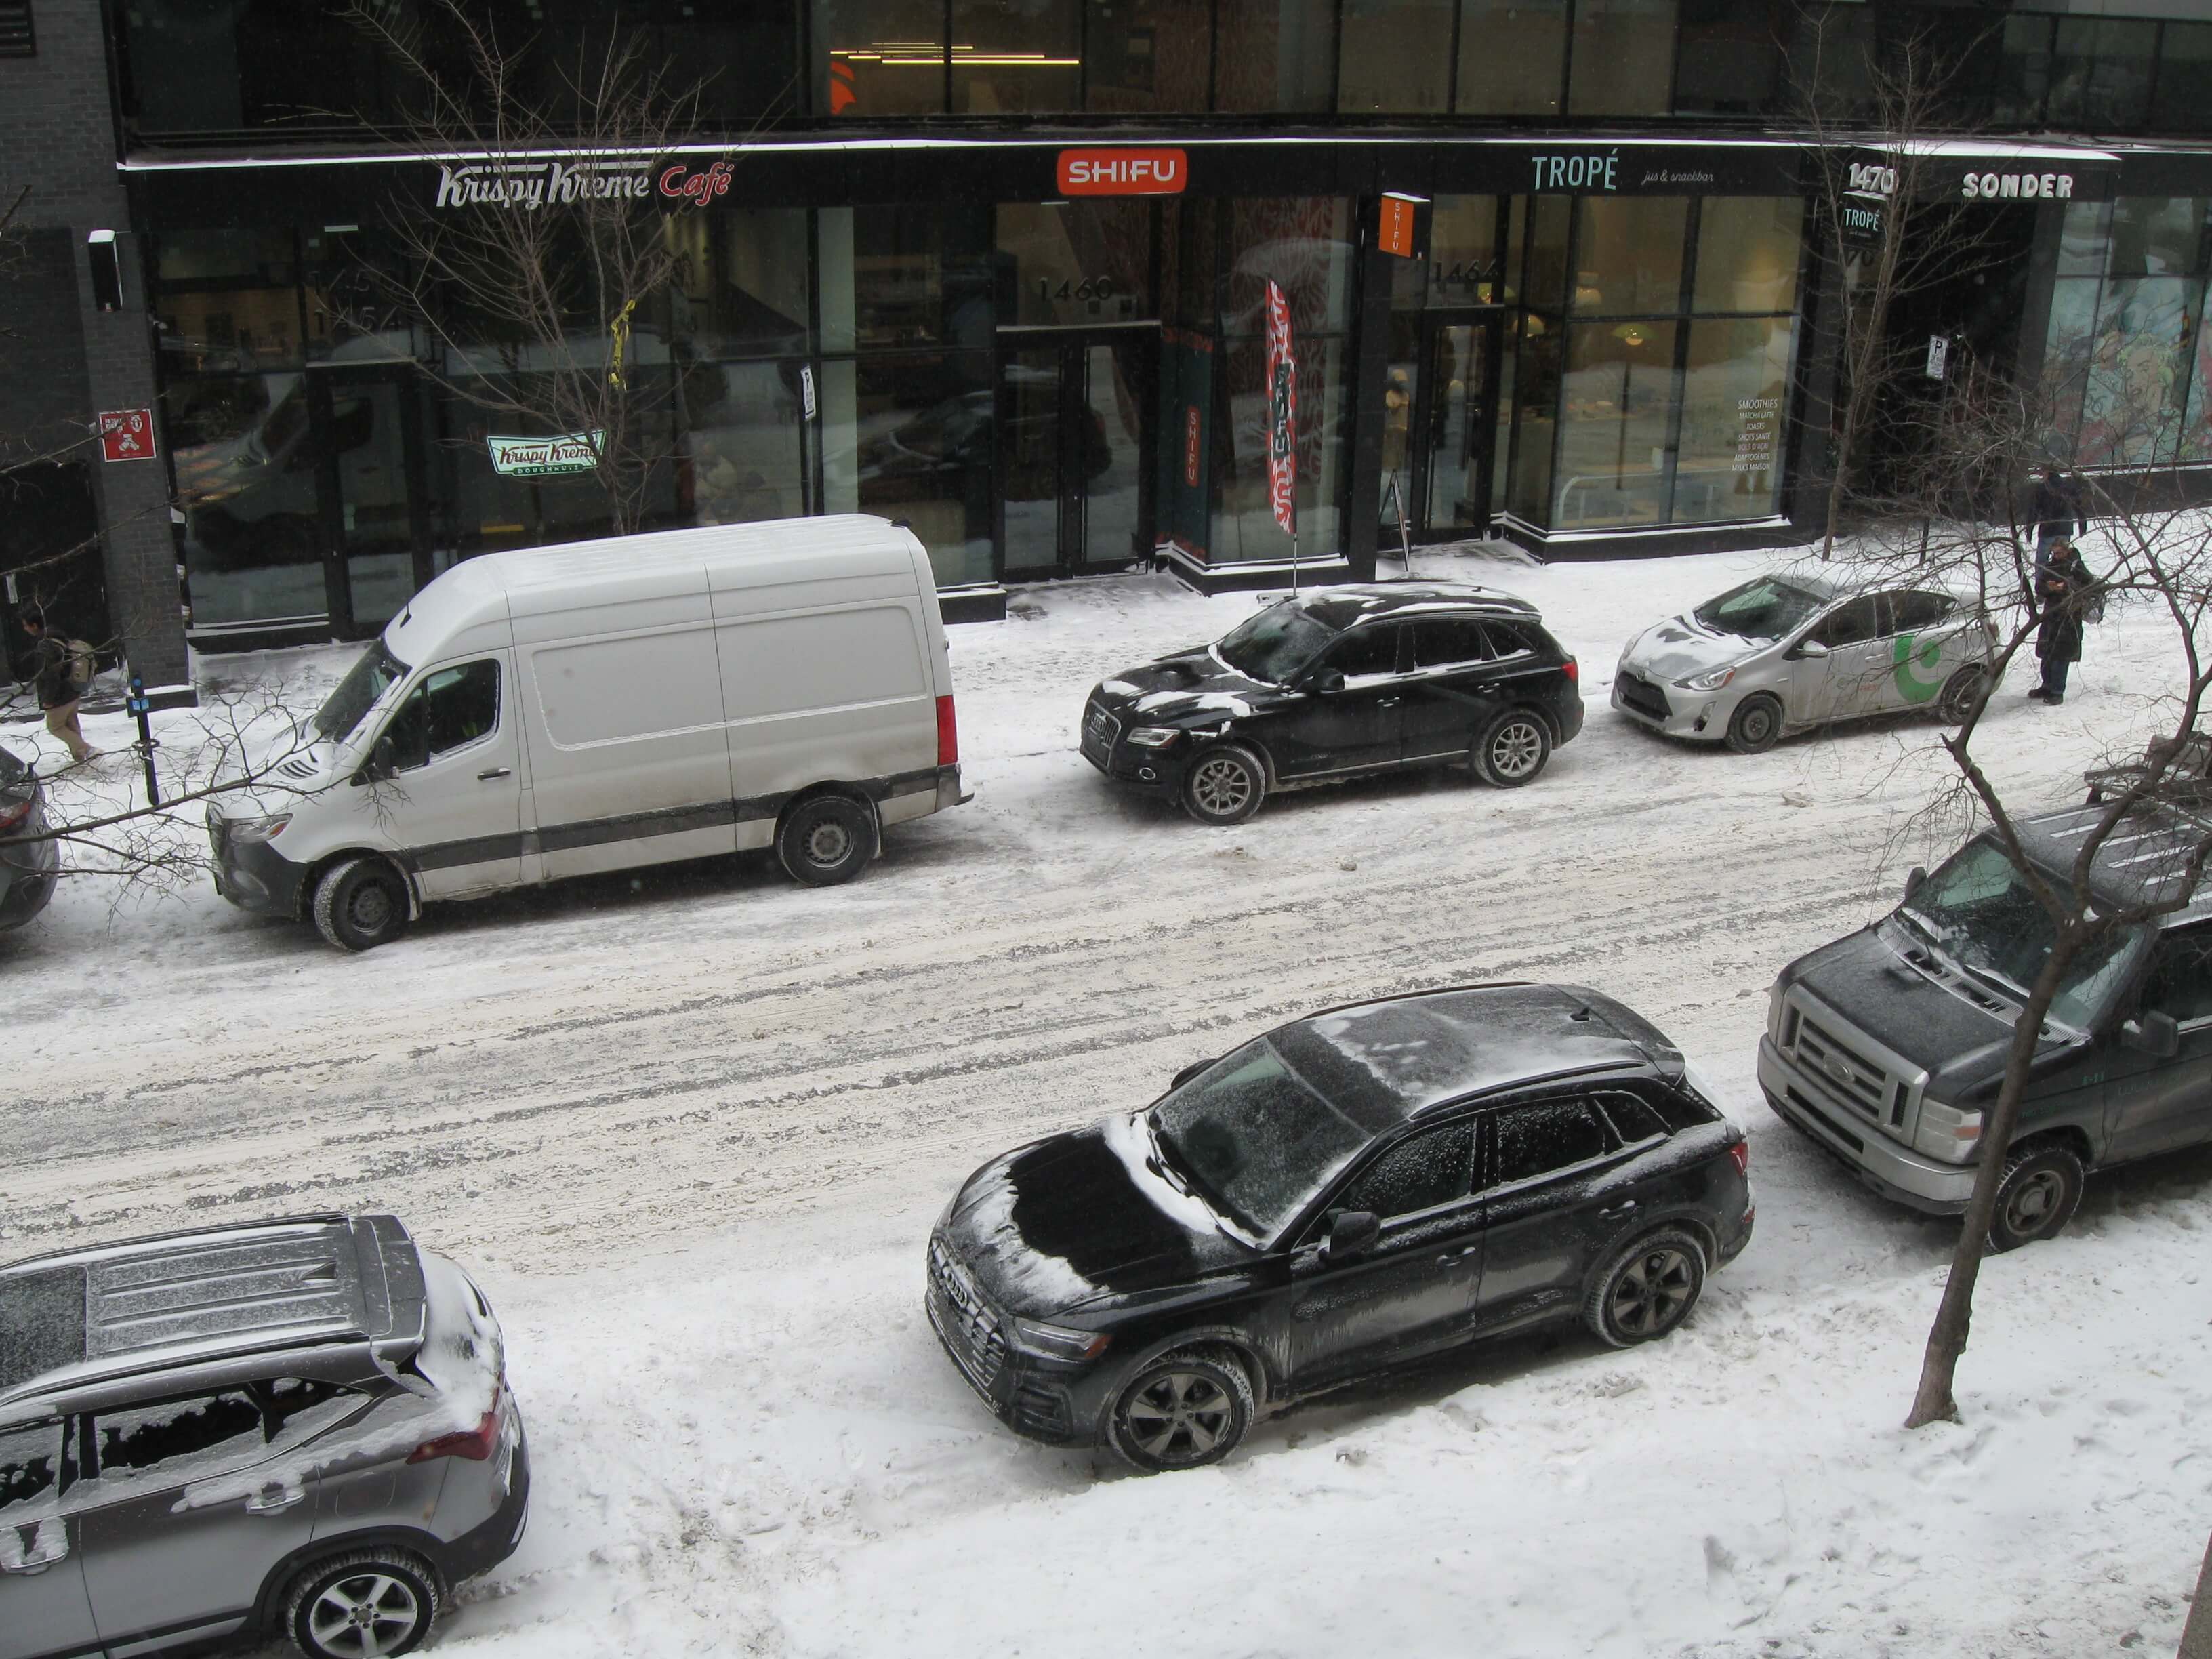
[[308, 1573, 420, 1659], [802, 818, 853, 867], [2004, 1169, 2065, 1233], [1489, 721, 1543, 779], [1124, 1368, 1232, 1462], [1191, 757, 1252, 817], [1610, 1247, 1695, 1337]]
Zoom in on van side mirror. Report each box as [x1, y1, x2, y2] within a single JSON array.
[[367, 736, 398, 782], [1904, 866, 1927, 902], [2122, 1010, 2180, 1059], [1322, 1210, 1380, 1261], [1170, 1057, 1216, 1090], [1305, 668, 1346, 695], [1788, 638, 1831, 661]]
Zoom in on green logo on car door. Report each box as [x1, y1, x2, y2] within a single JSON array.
[[1891, 632, 1944, 703]]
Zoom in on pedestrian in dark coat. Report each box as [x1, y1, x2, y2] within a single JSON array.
[[17, 611, 96, 762], [2030, 541, 2097, 706], [2032, 466, 2087, 561]]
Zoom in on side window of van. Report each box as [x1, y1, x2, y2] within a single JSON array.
[[384, 660, 500, 771], [2143, 929, 2212, 1026]]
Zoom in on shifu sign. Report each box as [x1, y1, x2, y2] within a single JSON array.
[[434, 157, 735, 211]]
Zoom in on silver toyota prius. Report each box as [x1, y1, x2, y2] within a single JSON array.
[[1612, 569, 1999, 753]]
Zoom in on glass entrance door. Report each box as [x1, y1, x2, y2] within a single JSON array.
[[998, 329, 1157, 577], [1418, 314, 1503, 535], [309, 367, 431, 639]]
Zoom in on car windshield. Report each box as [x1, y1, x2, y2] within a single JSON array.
[[1149, 1036, 1370, 1238], [1899, 836, 2152, 1029], [1216, 601, 1337, 684], [314, 643, 410, 742], [1694, 577, 1826, 641]]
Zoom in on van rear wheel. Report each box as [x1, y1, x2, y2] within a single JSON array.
[[777, 794, 878, 886], [312, 857, 410, 952]]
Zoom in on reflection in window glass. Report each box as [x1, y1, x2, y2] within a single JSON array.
[[1993, 14, 2055, 125], [687, 363, 807, 526], [844, 205, 996, 351], [1506, 323, 1562, 527], [2055, 201, 2113, 279], [1676, 319, 1792, 523], [819, 352, 996, 586], [154, 230, 302, 373], [1216, 0, 1336, 110], [2039, 276, 2102, 460], [1085, 0, 1212, 112], [2108, 197, 2209, 279], [996, 201, 1153, 326], [169, 373, 327, 630], [2049, 18, 2154, 131], [1342, 1122, 1475, 1216], [1675, 0, 1780, 115], [1567, 0, 1678, 115], [1493, 1101, 1610, 1185], [1211, 335, 1347, 562], [1521, 195, 1572, 313], [1693, 199, 1802, 314], [1570, 197, 1688, 316], [1338, 0, 1455, 113], [664, 209, 811, 358], [954, 0, 1081, 111], [815, 0, 950, 116], [1224, 198, 1355, 337], [2078, 276, 2198, 466], [1457, 0, 1565, 115], [1420, 197, 1503, 307], [2152, 24, 2212, 136], [1554, 321, 1679, 529]]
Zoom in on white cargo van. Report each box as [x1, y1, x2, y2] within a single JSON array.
[[209, 515, 966, 949]]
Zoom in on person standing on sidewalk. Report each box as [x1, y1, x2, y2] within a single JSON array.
[[2031, 465, 2086, 563], [2030, 541, 2097, 707], [18, 611, 96, 762]]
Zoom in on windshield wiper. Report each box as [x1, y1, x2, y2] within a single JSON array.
[[1956, 959, 2032, 1001], [1142, 1112, 1195, 1197]]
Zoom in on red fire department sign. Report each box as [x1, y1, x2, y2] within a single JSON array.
[[99, 408, 157, 463]]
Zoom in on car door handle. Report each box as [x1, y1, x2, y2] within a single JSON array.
[[1435, 1244, 1477, 1264], [477, 767, 512, 781], [1377, 697, 1401, 708], [1597, 1200, 1639, 1220], [245, 1483, 306, 1514], [1, 1525, 67, 1572]]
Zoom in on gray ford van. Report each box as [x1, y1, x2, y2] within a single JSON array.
[[1759, 800, 2212, 1249], [0, 1214, 527, 1659]]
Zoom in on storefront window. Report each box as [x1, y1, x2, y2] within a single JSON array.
[[1554, 321, 1680, 528], [1224, 199, 1355, 338], [953, 0, 1081, 112], [1504, 325, 1561, 527], [2049, 18, 2154, 132], [996, 202, 1155, 326], [2056, 201, 2114, 278], [1215, 0, 1336, 111], [1085, 0, 1212, 112], [664, 210, 811, 359], [685, 363, 809, 527], [1674, 0, 1781, 117], [2152, 24, 2212, 136], [154, 231, 304, 373], [819, 352, 996, 586], [1570, 198, 1688, 316], [1338, 0, 1455, 114], [1693, 199, 1801, 314], [816, 0, 951, 117], [827, 205, 996, 352], [1456, 0, 1564, 117], [2108, 198, 2209, 279], [2041, 274, 2102, 459], [2078, 277, 2198, 466], [1992, 15, 2055, 126], [167, 373, 327, 630], [1521, 195, 1572, 313], [1210, 336, 1346, 562], [1566, 0, 1677, 116], [1421, 197, 1504, 308], [1675, 318, 1791, 522]]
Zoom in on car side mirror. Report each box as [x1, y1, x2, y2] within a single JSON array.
[[1305, 668, 1346, 695], [2123, 1010, 2180, 1059], [1322, 1210, 1381, 1261], [1904, 865, 1927, 902], [1789, 638, 1830, 660], [1170, 1057, 1215, 1090], [366, 735, 398, 782]]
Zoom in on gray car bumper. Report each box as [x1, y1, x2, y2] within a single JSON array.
[[1612, 674, 1752, 743], [1758, 1038, 1977, 1214]]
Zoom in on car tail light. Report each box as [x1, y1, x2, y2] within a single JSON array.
[[1563, 657, 1580, 684], [936, 694, 959, 767], [407, 1408, 498, 1464], [0, 795, 30, 834], [1728, 1139, 1750, 1178]]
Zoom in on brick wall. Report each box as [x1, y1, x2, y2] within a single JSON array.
[[0, 0, 190, 693]]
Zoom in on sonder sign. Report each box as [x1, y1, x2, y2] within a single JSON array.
[[1961, 171, 2076, 201]]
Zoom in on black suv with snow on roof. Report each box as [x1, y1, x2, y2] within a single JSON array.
[[925, 983, 1752, 1473], [1080, 584, 1583, 824]]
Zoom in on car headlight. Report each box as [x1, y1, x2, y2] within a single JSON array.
[[1911, 1097, 1983, 1163], [1009, 1317, 1113, 1361], [1126, 727, 1181, 747], [226, 813, 293, 845], [1676, 665, 1738, 692]]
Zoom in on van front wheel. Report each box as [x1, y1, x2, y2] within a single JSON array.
[[777, 795, 878, 887], [312, 857, 411, 952]]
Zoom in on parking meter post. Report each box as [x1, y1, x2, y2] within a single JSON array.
[[126, 673, 159, 807]]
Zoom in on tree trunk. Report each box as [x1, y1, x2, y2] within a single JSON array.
[[2182, 1526, 2212, 1659]]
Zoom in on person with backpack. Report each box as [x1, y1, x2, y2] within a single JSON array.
[[2030, 540, 2100, 708], [2031, 465, 2087, 562], [18, 610, 96, 762]]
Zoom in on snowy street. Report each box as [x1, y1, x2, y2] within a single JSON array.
[[5, 541, 2209, 1657]]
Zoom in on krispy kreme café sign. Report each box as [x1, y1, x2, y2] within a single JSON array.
[[434, 156, 735, 211]]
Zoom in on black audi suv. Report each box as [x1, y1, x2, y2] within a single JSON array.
[[925, 983, 1753, 1472], [1080, 584, 1583, 824]]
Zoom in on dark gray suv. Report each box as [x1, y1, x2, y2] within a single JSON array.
[[0, 1214, 527, 1659]]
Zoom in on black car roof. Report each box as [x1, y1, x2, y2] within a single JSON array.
[[1298, 584, 1540, 631], [2014, 800, 2212, 927], [1267, 983, 1658, 1131]]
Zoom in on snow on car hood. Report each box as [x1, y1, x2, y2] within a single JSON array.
[[944, 1122, 1248, 1317], [1622, 615, 1753, 684], [1090, 647, 1284, 726]]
